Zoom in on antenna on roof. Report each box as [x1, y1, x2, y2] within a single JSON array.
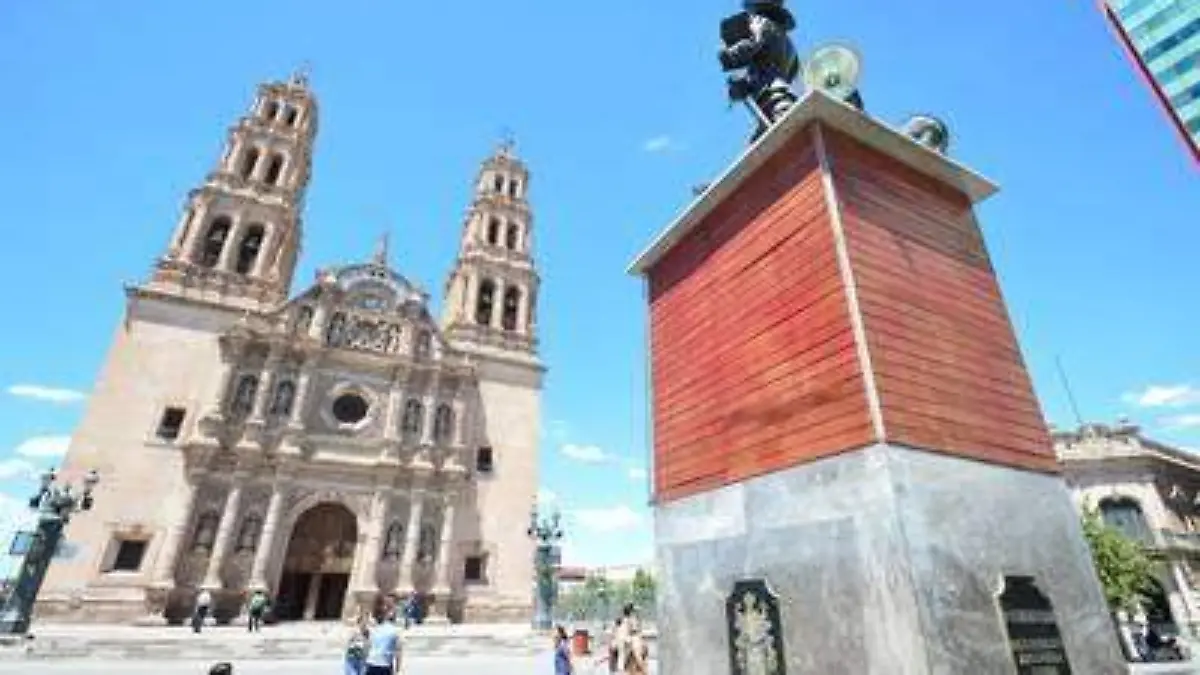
[[1055, 355, 1085, 428]]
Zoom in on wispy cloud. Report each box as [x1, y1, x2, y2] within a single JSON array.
[[1123, 384, 1200, 409], [6, 385, 86, 405], [0, 459, 40, 481], [628, 466, 648, 481], [14, 435, 71, 458], [1161, 414, 1200, 430], [572, 505, 643, 532], [561, 444, 609, 464], [642, 135, 675, 153]]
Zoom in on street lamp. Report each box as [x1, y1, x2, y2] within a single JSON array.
[[0, 468, 99, 635], [526, 503, 563, 631]]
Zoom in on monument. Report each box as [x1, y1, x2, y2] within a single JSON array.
[[627, 2, 1127, 672]]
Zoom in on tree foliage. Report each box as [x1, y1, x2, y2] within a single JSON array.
[[556, 569, 657, 623], [1080, 506, 1158, 613]]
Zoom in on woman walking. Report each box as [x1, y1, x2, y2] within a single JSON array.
[[344, 610, 370, 675], [553, 625, 575, 675]]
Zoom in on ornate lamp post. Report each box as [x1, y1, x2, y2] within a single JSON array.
[[0, 468, 99, 635], [526, 504, 563, 631]]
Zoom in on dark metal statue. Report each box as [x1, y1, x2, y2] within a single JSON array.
[[526, 504, 563, 630], [0, 469, 99, 635], [719, 0, 801, 142]]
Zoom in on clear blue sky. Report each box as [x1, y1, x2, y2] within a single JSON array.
[[0, 1, 1196, 569]]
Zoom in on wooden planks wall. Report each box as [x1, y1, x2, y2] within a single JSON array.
[[648, 129, 874, 504], [827, 130, 1059, 474]]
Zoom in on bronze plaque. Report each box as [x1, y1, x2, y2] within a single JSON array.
[[999, 576, 1072, 674], [726, 579, 786, 675]]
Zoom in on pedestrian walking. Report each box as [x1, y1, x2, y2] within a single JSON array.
[[553, 624, 575, 675], [192, 588, 213, 634], [344, 610, 371, 675], [363, 598, 404, 675], [246, 589, 268, 632]]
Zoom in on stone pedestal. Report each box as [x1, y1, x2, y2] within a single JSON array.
[[628, 90, 1126, 674]]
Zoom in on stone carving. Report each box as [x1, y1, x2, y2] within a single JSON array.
[[231, 375, 258, 416], [269, 380, 296, 417], [236, 514, 263, 552], [998, 576, 1072, 674], [295, 305, 314, 335], [325, 309, 411, 357], [191, 512, 220, 551], [725, 579, 785, 675], [417, 523, 437, 563], [383, 521, 404, 559]]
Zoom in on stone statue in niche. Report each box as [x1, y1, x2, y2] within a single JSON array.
[[726, 579, 786, 675], [385, 324, 402, 354], [191, 512, 220, 551], [417, 523, 437, 563], [295, 305, 314, 335], [236, 514, 262, 552], [326, 312, 347, 347], [383, 521, 404, 559], [231, 376, 257, 416], [269, 380, 296, 416]]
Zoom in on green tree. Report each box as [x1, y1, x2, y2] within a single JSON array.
[[631, 568, 656, 610], [1080, 506, 1158, 613]]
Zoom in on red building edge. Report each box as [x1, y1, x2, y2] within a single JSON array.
[[1099, 0, 1200, 166]]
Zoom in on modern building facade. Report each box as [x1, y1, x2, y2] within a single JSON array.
[[1102, 0, 1200, 162], [1056, 420, 1200, 637], [35, 72, 545, 624]]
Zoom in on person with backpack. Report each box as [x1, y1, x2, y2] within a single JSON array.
[[246, 589, 269, 632]]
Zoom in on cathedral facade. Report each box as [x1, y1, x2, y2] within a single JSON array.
[[36, 72, 544, 624]]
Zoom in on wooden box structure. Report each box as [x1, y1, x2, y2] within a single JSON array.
[[629, 91, 1124, 674]]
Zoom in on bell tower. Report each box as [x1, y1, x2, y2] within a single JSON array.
[[441, 140, 540, 359], [147, 70, 318, 309]]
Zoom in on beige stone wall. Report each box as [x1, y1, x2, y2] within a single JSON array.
[[39, 296, 235, 613]]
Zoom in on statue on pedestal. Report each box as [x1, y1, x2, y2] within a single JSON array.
[[719, 0, 801, 142]]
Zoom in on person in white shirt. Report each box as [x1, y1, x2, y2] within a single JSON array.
[[192, 589, 213, 634]]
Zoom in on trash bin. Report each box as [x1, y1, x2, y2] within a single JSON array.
[[572, 628, 591, 655]]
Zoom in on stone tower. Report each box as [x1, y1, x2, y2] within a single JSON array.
[[149, 71, 317, 310], [441, 140, 540, 358]]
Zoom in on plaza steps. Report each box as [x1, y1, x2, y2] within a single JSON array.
[[0, 622, 586, 661]]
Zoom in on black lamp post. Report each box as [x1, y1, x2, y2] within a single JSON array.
[[526, 504, 563, 631], [0, 468, 99, 635]]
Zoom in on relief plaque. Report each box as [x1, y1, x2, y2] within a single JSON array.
[[725, 579, 787, 675], [998, 575, 1072, 674]]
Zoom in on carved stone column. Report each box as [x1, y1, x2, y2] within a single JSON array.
[[217, 216, 246, 273], [451, 395, 467, 449], [395, 489, 426, 595], [248, 482, 288, 592], [432, 492, 459, 596], [287, 363, 316, 429], [383, 375, 405, 442], [353, 490, 389, 596], [420, 394, 438, 447], [516, 284, 530, 335], [464, 272, 478, 319], [490, 283, 504, 327], [181, 201, 211, 262], [150, 473, 200, 588], [309, 299, 332, 343], [201, 477, 245, 590], [248, 352, 281, 423], [253, 225, 276, 277]]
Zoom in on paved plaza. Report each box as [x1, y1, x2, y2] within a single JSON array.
[[0, 655, 656, 675]]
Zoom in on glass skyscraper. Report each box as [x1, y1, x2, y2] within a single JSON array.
[[1103, 0, 1200, 162]]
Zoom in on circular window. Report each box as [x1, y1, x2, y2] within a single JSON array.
[[331, 393, 370, 425]]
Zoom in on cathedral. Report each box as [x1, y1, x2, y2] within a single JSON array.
[[36, 72, 544, 624]]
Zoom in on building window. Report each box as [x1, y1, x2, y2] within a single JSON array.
[[433, 404, 454, 444], [240, 147, 260, 180], [263, 153, 285, 186], [109, 539, 148, 572], [1099, 497, 1152, 543], [235, 224, 265, 274], [505, 223, 519, 250], [486, 218, 501, 246], [476, 446, 494, 473], [332, 393, 370, 425], [508, 179, 519, 198], [402, 399, 424, 440], [156, 407, 187, 441], [263, 100, 278, 121], [415, 331, 432, 360], [283, 105, 298, 126], [501, 286, 521, 331], [464, 555, 487, 583], [198, 216, 232, 268], [493, 175, 504, 193], [475, 279, 496, 326]]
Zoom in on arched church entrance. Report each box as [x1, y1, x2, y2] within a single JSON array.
[[274, 502, 358, 621]]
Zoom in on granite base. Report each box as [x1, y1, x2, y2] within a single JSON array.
[[654, 443, 1126, 674]]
